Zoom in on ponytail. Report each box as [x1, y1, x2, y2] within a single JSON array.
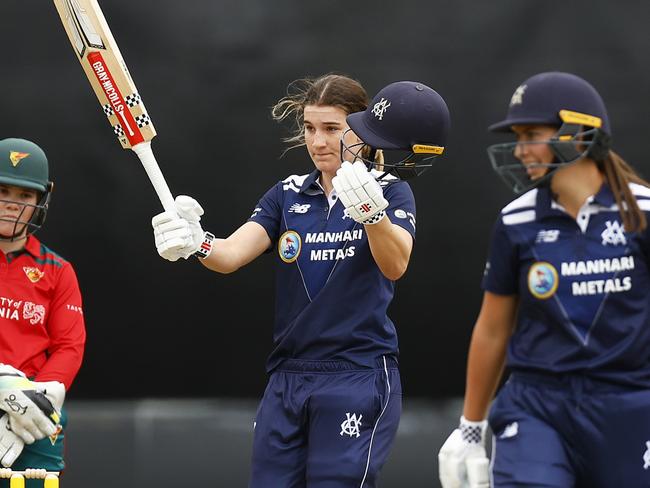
[[600, 151, 649, 232]]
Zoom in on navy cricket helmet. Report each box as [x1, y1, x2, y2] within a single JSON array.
[[487, 72, 612, 193], [342, 81, 450, 180], [0, 138, 53, 240]]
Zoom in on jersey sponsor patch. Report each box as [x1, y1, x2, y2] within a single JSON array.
[[561, 256, 635, 296], [278, 230, 301, 263], [0, 297, 46, 325], [528, 262, 558, 299]]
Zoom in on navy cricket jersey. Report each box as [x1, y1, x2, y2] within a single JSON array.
[[482, 183, 650, 387], [248, 169, 416, 372]]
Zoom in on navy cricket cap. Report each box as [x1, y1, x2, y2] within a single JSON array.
[[347, 81, 450, 153], [488, 72, 610, 135]]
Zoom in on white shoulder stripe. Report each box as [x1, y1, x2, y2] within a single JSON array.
[[282, 173, 310, 193], [638, 199, 650, 211], [503, 210, 536, 225], [501, 188, 538, 214], [630, 182, 650, 199]]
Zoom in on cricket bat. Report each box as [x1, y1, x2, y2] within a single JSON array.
[[51, 0, 175, 213]]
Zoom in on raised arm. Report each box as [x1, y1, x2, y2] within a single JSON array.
[[151, 195, 271, 273]]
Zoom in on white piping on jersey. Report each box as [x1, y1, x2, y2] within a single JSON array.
[[281, 211, 312, 302], [501, 188, 538, 214], [630, 182, 650, 198], [282, 174, 310, 193], [501, 189, 537, 226], [503, 210, 536, 226], [359, 356, 391, 488], [528, 244, 593, 346], [638, 200, 650, 211]]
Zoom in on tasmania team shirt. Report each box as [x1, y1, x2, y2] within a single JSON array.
[[249, 169, 416, 372], [483, 183, 650, 387], [0, 236, 85, 388]]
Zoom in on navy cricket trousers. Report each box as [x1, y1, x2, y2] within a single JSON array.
[[249, 356, 402, 488], [489, 371, 650, 488]]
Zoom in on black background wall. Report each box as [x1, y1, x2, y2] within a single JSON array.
[[2, 0, 649, 401]]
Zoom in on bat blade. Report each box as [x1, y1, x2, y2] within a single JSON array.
[[52, 0, 156, 149], [52, 0, 175, 212]]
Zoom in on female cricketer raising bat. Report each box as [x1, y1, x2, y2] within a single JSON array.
[[438, 72, 650, 488], [151, 74, 449, 487]]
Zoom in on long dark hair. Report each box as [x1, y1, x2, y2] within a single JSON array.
[[598, 151, 649, 232]]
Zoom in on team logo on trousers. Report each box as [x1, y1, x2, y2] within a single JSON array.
[[278, 230, 301, 263], [643, 441, 650, 470], [528, 262, 559, 299], [340, 412, 363, 438]]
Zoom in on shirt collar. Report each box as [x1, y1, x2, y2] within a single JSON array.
[[300, 169, 325, 195], [22, 235, 41, 258], [536, 182, 615, 219], [2, 235, 40, 262]]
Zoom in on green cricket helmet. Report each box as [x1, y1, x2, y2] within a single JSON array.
[[0, 138, 53, 240]]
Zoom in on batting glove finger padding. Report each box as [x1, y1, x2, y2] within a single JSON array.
[[438, 417, 490, 488], [0, 415, 23, 467], [174, 195, 204, 222], [332, 161, 388, 224], [152, 210, 204, 261]]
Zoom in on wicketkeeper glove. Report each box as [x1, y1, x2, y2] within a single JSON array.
[[438, 416, 490, 488], [0, 414, 23, 467], [0, 365, 62, 445], [332, 161, 389, 225], [152, 196, 215, 261]]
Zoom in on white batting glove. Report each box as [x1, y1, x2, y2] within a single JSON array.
[[152, 196, 214, 261], [332, 161, 388, 225], [0, 414, 23, 467], [438, 416, 490, 488], [0, 366, 61, 445]]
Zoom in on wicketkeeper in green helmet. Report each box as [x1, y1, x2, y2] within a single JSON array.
[[0, 138, 53, 241], [0, 138, 86, 487]]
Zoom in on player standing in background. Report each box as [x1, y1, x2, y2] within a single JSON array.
[[0, 138, 86, 485], [151, 73, 450, 487], [438, 72, 650, 488]]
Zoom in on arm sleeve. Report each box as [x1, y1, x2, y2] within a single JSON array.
[[481, 217, 519, 295], [383, 181, 417, 239], [35, 263, 86, 390], [247, 182, 283, 245]]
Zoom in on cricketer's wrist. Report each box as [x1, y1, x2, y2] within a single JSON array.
[[194, 231, 215, 259]]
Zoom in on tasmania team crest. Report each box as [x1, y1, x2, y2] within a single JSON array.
[[528, 262, 558, 299], [279, 230, 301, 263], [23, 267, 44, 283], [9, 151, 30, 167]]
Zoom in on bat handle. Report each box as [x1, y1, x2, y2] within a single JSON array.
[[131, 142, 176, 213]]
